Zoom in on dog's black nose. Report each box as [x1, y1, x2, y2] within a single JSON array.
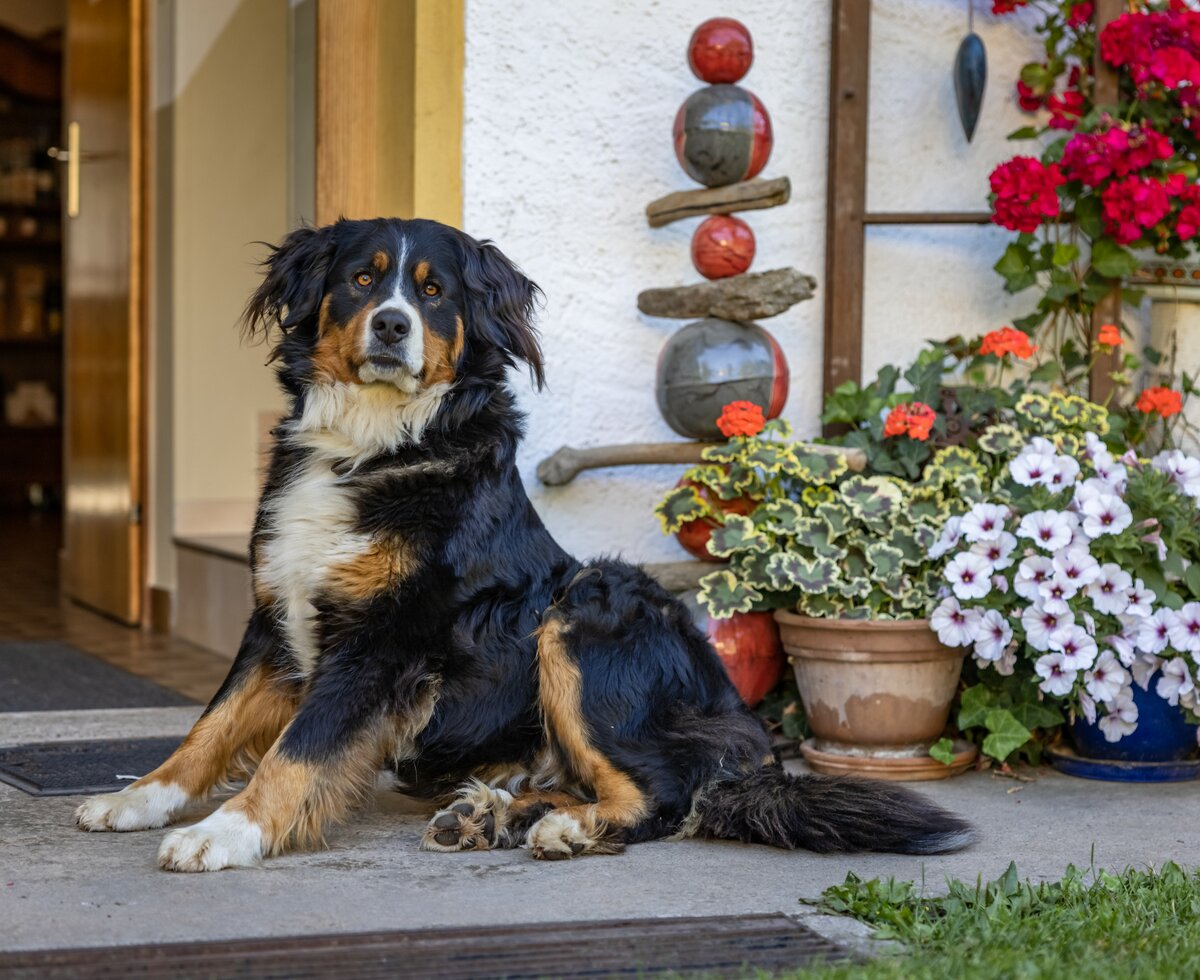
[[372, 311, 411, 346]]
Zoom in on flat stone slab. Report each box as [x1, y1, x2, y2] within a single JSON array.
[[637, 268, 817, 321], [1, 707, 1196, 954]]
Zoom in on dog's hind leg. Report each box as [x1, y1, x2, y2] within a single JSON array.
[[524, 615, 651, 860], [76, 611, 299, 833]]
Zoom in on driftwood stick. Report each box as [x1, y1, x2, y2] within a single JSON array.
[[646, 176, 792, 228], [642, 560, 723, 593], [637, 267, 817, 321], [536, 441, 866, 485]]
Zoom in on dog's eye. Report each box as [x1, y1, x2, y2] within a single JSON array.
[[423, 282, 441, 297], [355, 272, 373, 288]]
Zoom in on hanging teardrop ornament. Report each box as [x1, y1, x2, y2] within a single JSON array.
[[954, 1, 987, 142]]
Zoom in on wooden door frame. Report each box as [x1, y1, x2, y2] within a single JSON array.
[[314, 0, 464, 226]]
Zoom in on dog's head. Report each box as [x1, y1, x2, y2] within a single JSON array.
[[244, 218, 544, 404]]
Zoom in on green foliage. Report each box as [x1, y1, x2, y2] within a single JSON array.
[[787, 863, 1200, 980]]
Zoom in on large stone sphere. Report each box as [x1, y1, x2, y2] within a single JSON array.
[[655, 318, 789, 439], [691, 214, 756, 279], [688, 17, 754, 84], [673, 85, 773, 188]]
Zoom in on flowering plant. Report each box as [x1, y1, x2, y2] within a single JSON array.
[[932, 415, 1200, 762], [989, 1, 1200, 449]]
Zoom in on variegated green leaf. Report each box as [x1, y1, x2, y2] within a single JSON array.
[[815, 501, 851, 536], [953, 471, 985, 503], [1015, 391, 1052, 426], [977, 423, 1024, 456], [707, 514, 770, 557], [739, 441, 794, 474], [840, 475, 904, 525], [784, 450, 849, 485], [736, 551, 775, 590], [930, 445, 986, 478], [876, 571, 911, 600], [1049, 393, 1090, 427], [865, 542, 905, 579], [837, 575, 871, 600], [756, 498, 806, 535], [1052, 431, 1083, 457], [766, 552, 839, 594], [802, 485, 836, 508], [655, 484, 708, 534], [700, 442, 742, 463], [696, 569, 762, 619], [794, 516, 844, 559], [799, 593, 845, 618]]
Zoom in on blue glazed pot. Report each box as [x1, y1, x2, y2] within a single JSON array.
[[1070, 682, 1199, 763]]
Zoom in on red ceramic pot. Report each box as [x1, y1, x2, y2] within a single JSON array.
[[674, 479, 753, 561], [685, 598, 784, 708]]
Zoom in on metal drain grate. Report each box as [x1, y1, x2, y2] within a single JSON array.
[[0, 913, 852, 979]]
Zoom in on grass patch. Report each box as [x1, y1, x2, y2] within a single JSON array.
[[785, 860, 1200, 980]]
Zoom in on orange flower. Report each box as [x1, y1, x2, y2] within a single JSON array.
[[1136, 386, 1183, 418], [979, 326, 1038, 360], [716, 400, 766, 438], [1096, 323, 1122, 349], [884, 402, 937, 441]]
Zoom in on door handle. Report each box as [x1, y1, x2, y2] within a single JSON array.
[[48, 123, 82, 217]]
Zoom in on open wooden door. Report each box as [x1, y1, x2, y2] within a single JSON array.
[[61, 0, 145, 625]]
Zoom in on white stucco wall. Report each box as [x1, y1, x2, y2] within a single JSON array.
[[463, 0, 1044, 565]]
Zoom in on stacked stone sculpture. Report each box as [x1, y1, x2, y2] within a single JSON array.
[[645, 17, 815, 440]]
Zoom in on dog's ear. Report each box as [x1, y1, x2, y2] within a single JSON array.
[[456, 232, 545, 389], [243, 224, 337, 341]]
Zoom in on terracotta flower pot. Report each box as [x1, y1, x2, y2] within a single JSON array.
[[775, 611, 975, 781], [685, 597, 783, 707]]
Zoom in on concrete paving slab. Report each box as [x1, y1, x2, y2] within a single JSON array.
[[0, 707, 1196, 954]]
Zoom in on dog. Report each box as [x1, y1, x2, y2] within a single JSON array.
[[75, 218, 974, 871]]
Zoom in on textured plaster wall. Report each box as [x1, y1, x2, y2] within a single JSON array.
[[463, 1, 1048, 565]]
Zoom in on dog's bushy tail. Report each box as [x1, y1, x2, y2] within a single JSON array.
[[694, 768, 975, 855]]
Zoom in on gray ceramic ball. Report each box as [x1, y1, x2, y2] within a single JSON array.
[[655, 318, 789, 439]]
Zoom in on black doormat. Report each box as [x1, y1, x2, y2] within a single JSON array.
[[0, 641, 196, 712], [0, 736, 182, 795], [0, 913, 852, 978]]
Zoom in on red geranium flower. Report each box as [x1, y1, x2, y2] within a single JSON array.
[[1047, 89, 1086, 130], [884, 402, 937, 442], [1136, 386, 1184, 417], [990, 157, 1065, 233], [716, 400, 766, 438], [1016, 79, 1044, 112], [979, 326, 1038, 360], [1067, 3, 1094, 29], [992, 0, 1029, 13], [1096, 323, 1123, 349], [1101, 175, 1173, 245]]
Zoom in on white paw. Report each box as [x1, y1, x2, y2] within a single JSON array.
[[157, 808, 264, 872], [422, 781, 514, 852], [75, 781, 190, 832], [527, 810, 593, 861]]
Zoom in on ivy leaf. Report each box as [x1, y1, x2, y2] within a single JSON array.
[[982, 709, 1033, 762], [655, 484, 707, 534], [929, 737, 956, 765], [1075, 194, 1104, 238], [1090, 237, 1140, 279], [957, 684, 993, 730], [1009, 700, 1064, 732], [696, 570, 761, 620]]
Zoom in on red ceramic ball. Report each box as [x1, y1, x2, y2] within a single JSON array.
[[691, 215, 756, 280], [688, 17, 754, 84]]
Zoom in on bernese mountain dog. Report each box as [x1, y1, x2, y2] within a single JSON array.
[[76, 218, 974, 871]]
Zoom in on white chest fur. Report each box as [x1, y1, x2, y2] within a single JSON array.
[[255, 457, 371, 676]]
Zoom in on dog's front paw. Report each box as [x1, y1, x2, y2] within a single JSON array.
[[422, 780, 513, 852], [157, 808, 264, 872], [527, 809, 624, 860], [76, 781, 190, 832]]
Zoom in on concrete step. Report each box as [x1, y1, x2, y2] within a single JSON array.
[[173, 533, 252, 659]]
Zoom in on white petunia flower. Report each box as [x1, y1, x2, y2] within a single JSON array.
[[1078, 689, 1098, 724], [1037, 572, 1080, 617], [1083, 431, 1107, 460], [1126, 579, 1156, 619], [1047, 454, 1081, 490], [1151, 449, 1200, 499], [1035, 652, 1078, 697], [1085, 650, 1130, 703], [1053, 550, 1101, 589], [1022, 604, 1075, 652], [1157, 657, 1196, 706], [961, 503, 1010, 542], [1107, 631, 1136, 667], [1085, 563, 1132, 616], [1010, 453, 1059, 488], [1167, 601, 1200, 655], [992, 646, 1017, 676], [1014, 555, 1055, 602], [1092, 457, 1128, 493], [1098, 685, 1139, 742], [1136, 608, 1173, 655], [974, 609, 1013, 662], [1017, 510, 1078, 552], [1131, 654, 1164, 691], [930, 596, 980, 648], [1050, 624, 1098, 671], [1079, 493, 1133, 538], [928, 516, 963, 560], [945, 552, 993, 600], [970, 532, 1018, 572]]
